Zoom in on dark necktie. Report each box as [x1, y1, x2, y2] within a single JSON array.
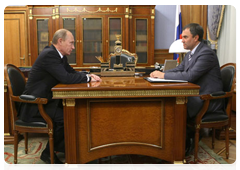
[[188, 54, 192, 61]]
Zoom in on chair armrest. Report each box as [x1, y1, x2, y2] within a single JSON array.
[[210, 91, 226, 96], [19, 94, 37, 101], [194, 91, 233, 123], [11, 95, 52, 129], [11, 95, 48, 104], [200, 91, 233, 101]]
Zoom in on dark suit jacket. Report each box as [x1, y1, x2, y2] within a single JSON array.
[[19, 45, 88, 122], [164, 42, 224, 118]]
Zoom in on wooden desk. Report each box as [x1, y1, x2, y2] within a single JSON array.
[[52, 77, 200, 164]]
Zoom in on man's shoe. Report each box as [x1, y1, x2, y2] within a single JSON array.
[[40, 152, 64, 164]]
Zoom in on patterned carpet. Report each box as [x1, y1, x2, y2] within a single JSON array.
[[4, 136, 228, 164]]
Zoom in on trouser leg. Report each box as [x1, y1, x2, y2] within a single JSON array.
[[43, 106, 65, 154]]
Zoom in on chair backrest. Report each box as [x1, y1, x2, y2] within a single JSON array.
[[220, 63, 236, 92], [4, 64, 26, 126], [5, 64, 26, 97]]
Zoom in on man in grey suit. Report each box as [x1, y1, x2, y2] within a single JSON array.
[[19, 29, 101, 163], [150, 23, 224, 155]]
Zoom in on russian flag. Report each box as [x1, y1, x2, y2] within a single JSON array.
[[173, 5, 182, 60]]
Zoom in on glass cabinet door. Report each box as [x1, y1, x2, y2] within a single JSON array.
[[37, 19, 49, 55], [109, 18, 121, 54], [63, 18, 76, 64], [82, 18, 102, 64], [135, 19, 148, 63]]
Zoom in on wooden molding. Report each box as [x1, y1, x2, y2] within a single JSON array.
[[154, 49, 173, 64]]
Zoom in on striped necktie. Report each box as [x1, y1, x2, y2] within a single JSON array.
[[188, 54, 192, 61]]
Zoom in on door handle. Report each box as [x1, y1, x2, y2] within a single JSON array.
[[20, 55, 25, 64]]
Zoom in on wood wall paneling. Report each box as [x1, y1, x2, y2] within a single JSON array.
[[4, 13, 28, 66], [154, 49, 173, 64], [181, 5, 207, 39]]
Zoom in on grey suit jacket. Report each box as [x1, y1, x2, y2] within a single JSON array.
[[164, 42, 224, 118], [19, 45, 88, 122]]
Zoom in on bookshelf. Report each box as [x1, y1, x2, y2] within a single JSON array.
[[28, 5, 155, 66], [63, 18, 76, 64], [37, 19, 49, 55]]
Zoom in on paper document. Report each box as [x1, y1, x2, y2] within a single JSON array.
[[144, 77, 188, 83]]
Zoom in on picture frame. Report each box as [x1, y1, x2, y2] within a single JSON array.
[[40, 32, 48, 42]]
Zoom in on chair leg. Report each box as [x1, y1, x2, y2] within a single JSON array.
[[194, 128, 200, 164], [14, 131, 19, 164], [225, 125, 229, 159], [49, 134, 54, 164], [24, 133, 28, 154], [212, 128, 215, 149]]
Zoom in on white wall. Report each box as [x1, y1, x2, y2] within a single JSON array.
[[154, 5, 176, 49], [217, 5, 236, 66]]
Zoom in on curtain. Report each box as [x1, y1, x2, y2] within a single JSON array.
[[216, 5, 236, 66], [207, 5, 225, 51]]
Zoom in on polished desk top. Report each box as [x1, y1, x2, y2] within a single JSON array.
[[52, 77, 200, 99]]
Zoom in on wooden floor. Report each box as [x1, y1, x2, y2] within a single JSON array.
[[202, 112, 238, 169]]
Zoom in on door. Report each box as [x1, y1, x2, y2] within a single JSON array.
[[4, 13, 28, 66]]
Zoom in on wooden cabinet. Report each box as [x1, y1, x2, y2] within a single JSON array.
[[57, 6, 130, 67], [60, 16, 79, 65], [130, 6, 155, 66], [28, 6, 54, 64], [28, 5, 155, 66]]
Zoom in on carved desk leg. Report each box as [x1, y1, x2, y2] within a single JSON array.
[[174, 97, 187, 164], [63, 99, 77, 164]]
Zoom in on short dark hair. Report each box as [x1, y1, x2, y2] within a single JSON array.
[[183, 23, 204, 41]]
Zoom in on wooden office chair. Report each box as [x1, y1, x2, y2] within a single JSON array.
[[188, 63, 236, 163], [4, 64, 54, 164]]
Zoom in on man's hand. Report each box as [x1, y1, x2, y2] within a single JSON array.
[[90, 74, 102, 82], [150, 71, 165, 79]]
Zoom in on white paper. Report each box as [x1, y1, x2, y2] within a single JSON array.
[[146, 77, 188, 83]]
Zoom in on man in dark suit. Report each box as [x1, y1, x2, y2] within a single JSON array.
[[19, 29, 101, 163], [150, 23, 224, 155]]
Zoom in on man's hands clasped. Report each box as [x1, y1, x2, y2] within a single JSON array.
[[90, 74, 102, 82]]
